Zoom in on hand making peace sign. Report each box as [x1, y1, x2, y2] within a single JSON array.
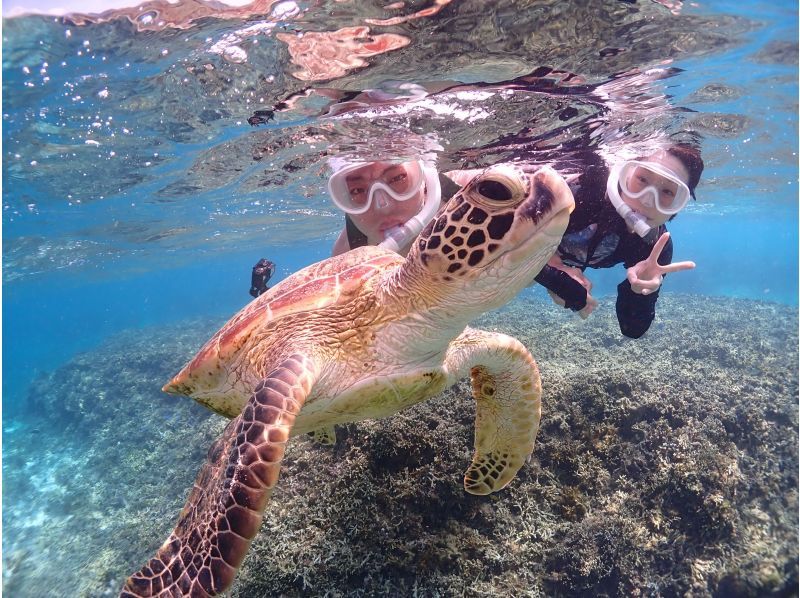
[[626, 232, 695, 295]]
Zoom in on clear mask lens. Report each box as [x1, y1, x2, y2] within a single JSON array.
[[619, 161, 690, 215], [328, 160, 425, 214]]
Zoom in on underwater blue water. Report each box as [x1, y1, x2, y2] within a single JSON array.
[[0, 4, 794, 395], [2, 0, 798, 595], [3, 0, 798, 414], [5, 211, 797, 412]]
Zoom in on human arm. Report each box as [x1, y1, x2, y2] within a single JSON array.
[[615, 280, 659, 338], [616, 232, 694, 338], [534, 262, 598, 318]]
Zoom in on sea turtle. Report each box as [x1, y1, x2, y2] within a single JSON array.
[[122, 164, 574, 597]]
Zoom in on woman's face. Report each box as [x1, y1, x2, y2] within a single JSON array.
[[621, 151, 690, 227], [345, 161, 426, 244]]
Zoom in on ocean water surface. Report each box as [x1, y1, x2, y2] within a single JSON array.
[[3, 0, 798, 596]]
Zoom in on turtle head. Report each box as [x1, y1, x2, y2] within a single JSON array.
[[410, 164, 574, 311]]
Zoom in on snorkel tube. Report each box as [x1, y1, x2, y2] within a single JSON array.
[[379, 163, 441, 253], [606, 162, 652, 238]]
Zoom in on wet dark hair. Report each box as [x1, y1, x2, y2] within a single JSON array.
[[665, 143, 704, 197], [632, 143, 704, 221]]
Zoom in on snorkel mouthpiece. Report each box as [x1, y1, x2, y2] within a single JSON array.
[[381, 224, 414, 253], [606, 162, 653, 238], [617, 202, 653, 238]]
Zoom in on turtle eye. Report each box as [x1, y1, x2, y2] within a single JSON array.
[[477, 179, 513, 201]]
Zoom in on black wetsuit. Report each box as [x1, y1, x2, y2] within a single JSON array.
[[533, 159, 672, 339]]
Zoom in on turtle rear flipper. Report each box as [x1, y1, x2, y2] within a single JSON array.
[[122, 354, 318, 597], [445, 328, 542, 495]]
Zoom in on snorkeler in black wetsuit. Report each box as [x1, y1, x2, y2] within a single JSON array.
[[534, 144, 704, 338], [249, 258, 276, 298]]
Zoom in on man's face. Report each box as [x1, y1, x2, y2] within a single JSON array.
[[345, 161, 426, 244]]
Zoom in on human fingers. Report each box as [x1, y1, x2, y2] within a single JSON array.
[[629, 272, 662, 295], [572, 270, 592, 291], [574, 269, 593, 292], [637, 278, 663, 295], [659, 260, 696, 274], [549, 260, 592, 291], [561, 266, 592, 291], [627, 268, 642, 289], [647, 232, 671, 264]]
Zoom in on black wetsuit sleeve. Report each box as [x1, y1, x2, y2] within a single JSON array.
[[616, 281, 659, 338], [615, 232, 673, 338], [534, 265, 588, 311]]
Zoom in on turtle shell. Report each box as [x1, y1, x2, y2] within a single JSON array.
[[164, 245, 404, 396]]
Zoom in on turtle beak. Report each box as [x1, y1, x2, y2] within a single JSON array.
[[162, 369, 191, 395], [162, 378, 183, 395], [521, 166, 575, 227]]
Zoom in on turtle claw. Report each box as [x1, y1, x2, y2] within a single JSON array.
[[309, 425, 337, 445]]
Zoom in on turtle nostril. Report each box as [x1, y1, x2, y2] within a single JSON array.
[[533, 179, 554, 214], [477, 180, 513, 201], [520, 178, 555, 224]]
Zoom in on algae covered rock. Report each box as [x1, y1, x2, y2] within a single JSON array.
[[3, 294, 798, 597], [229, 294, 798, 596]]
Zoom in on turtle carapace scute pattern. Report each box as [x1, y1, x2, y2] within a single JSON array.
[[121, 164, 574, 597]]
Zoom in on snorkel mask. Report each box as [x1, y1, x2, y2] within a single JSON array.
[[328, 159, 441, 253], [606, 160, 691, 238]]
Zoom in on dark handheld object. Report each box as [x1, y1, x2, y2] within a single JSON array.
[[249, 259, 276, 298], [248, 110, 275, 126]]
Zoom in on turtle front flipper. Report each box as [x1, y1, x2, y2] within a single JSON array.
[[445, 328, 542, 496], [122, 354, 318, 597]]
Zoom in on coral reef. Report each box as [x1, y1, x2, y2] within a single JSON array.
[[2, 319, 228, 597], [3, 294, 797, 597]]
